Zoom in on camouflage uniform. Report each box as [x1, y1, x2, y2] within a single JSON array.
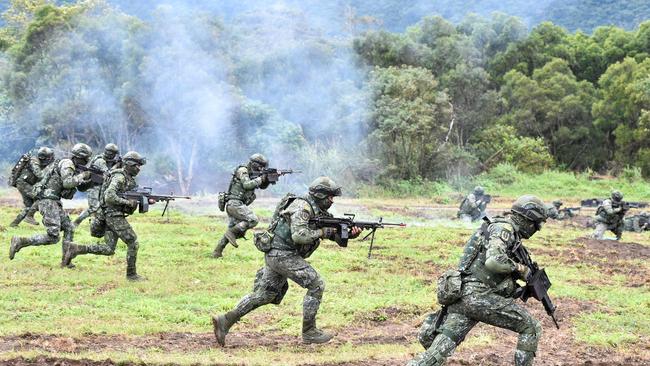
[[592, 191, 626, 240], [410, 196, 547, 366], [623, 212, 649, 232], [457, 186, 488, 222], [63, 151, 146, 281], [212, 177, 354, 345], [213, 154, 269, 258], [9, 144, 93, 265], [74, 143, 120, 227], [10, 148, 54, 226]]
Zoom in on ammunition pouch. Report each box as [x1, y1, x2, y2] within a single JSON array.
[[90, 215, 107, 238], [217, 192, 226, 212], [436, 269, 463, 306], [253, 231, 274, 253]]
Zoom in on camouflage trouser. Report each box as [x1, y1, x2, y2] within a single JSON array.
[[15, 199, 74, 261], [408, 290, 541, 366], [592, 221, 623, 239], [226, 199, 259, 234], [75, 187, 101, 224], [86, 211, 139, 260], [230, 251, 324, 330], [13, 180, 38, 222]]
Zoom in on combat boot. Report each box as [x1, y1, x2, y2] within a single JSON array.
[[9, 236, 26, 260], [212, 237, 228, 258], [62, 243, 87, 268], [24, 215, 39, 226], [223, 228, 239, 248], [9, 217, 21, 227], [126, 254, 146, 281], [302, 327, 334, 344], [212, 311, 239, 346]]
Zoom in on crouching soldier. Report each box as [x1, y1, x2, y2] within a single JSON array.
[[63, 151, 148, 281], [211, 177, 362, 345]]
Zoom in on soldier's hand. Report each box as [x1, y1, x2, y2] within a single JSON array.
[[515, 263, 530, 280], [614, 207, 622, 213], [349, 226, 363, 239], [148, 198, 156, 204], [127, 199, 138, 209]]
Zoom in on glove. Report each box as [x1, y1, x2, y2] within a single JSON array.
[[515, 263, 530, 280], [126, 199, 138, 210], [75, 171, 91, 184]]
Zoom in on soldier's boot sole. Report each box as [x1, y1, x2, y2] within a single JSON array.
[[9, 237, 23, 260], [24, 216, 39, 226], [224, 231, 239, 248], [212, 314, 230, 347], [212, 248, 223, 258], [302, 328, 334, 344]]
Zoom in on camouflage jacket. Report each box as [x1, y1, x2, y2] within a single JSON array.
[[269, 195, 335, 258], [459, 193, 486, 216], [458, 217, 523, 296], [100, 168, 137, 214], [89, 154, 119, 173], [227, 165, 264, 205], [596, 199, 625, 224], [33, 158, 88, 200]]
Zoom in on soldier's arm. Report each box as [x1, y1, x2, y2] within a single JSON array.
[[603, 200, 619, 214], [29, 158, 45, 179], [59, 160, 87, 189], [236, 167, 263, 191], [104, 174, 133, 206], [93, 157, 109, 172], [484, 224, 518, 274], [467, 194, 480, 209], [289, 203, 329, 244]]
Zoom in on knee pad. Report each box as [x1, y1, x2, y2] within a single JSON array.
[[517, 319, 542, 353]]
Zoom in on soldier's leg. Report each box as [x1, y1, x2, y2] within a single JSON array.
[[60, 212, 76, 267], [105, 215, 141, 280], [10, 188, 36, 226], [592, 222, 607, 239], [613, 223, 623, 240], [267, 254, 331, 343], [461, 293, 542, 366], [220, 201, 259, 250], [407, 312, 477, 366], [10, 200, 62, 259], [212, 264, 287, 346], [63, 227, 119, 267], [74, 189, 99, 227]]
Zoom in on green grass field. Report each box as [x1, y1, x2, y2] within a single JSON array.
[[0, 192, 648, 365]]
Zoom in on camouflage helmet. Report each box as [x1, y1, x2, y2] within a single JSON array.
[[71, 143, 92, 159], [249, 153, 268, 167], [552, 200, 562, 207], [37, 146, 54, 160], [511, 195, 547, 223], [122, 151, 146, 166], [104, 143, 119, 155], [611, 190, 623, 203], [309, 176, 342, 199], [474, 186, 485, 195]]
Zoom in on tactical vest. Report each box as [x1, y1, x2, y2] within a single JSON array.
[[596, 200, 624, 224], [33, 159, 76, 200], [226, 165, 256, 205], [270, 194, 324, 256], [458, 216, 519, 289], [99, 168, 137, 213]]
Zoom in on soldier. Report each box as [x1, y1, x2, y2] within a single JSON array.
[[457, 186, 489, 222], [623, 211, 649, 232], [73, 143, 120, 227], [63, 151, 148, 281], [408, 195, 548, 366], [592, 190, 627, 240], [212, 153, 271, 258], [9, 147, 55, 227], [211, 177, 362, 345], [9, 144, 93, 265]]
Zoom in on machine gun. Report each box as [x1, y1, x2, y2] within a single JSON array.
[[118, 187, 191, 216], [582, 198, 648, 209], [509, 242, 560, 329], [250, 168, 301, 184], [75, 164, 105, 186], [308, 213, 406, 258]]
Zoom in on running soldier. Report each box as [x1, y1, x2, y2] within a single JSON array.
[[8, 147, 55, 227]]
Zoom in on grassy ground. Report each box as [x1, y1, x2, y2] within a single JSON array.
[[0, 191, 648, 365]]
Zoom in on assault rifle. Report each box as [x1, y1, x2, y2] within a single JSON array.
[[509, 242, 560, 329], [118, 187, 191, 216], [308, 214, 406, 258], [75, 164, 105, 185], [581, 198, 648, 209], [250, 168, 301, 184], [559, 207, 581, 217]]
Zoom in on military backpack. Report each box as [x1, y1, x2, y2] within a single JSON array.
[[8, 154, 31, 187]]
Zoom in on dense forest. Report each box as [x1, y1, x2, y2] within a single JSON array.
[[1, 0, 649, 193]]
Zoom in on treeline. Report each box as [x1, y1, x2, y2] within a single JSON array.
[[355, 15, 650, 181]]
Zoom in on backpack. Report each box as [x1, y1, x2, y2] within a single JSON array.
[[253, 193, 310, 253], [8, 154, 31, 187]]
